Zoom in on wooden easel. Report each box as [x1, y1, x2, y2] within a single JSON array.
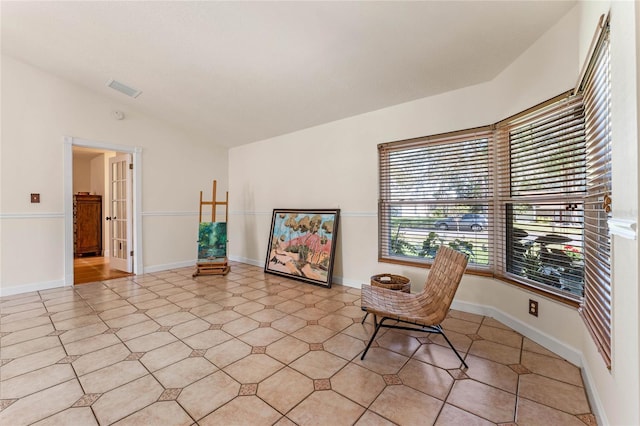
[[193, 180, 230, 277]]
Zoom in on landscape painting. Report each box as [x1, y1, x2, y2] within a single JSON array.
[[198, 222, 227, 261], [264, 209, 340, 287]]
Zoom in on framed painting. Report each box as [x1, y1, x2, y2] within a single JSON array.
[[264, 209, 340, 287]]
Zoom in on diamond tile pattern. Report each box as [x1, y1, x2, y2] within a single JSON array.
[[0, 262, 596, 424]]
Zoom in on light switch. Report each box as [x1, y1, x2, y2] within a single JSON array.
[[31, 193, 40, 203]]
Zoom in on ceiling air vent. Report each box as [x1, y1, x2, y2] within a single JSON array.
[[106, 79, 142, 98]]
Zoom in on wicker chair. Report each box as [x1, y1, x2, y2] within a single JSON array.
[[360, 246, 469, 368]]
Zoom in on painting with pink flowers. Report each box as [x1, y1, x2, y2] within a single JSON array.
[[264, 209, 340, 287]]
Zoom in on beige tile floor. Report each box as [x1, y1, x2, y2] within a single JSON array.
[[0, 262, 597, 425]]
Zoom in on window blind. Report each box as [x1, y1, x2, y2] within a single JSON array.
[[509, 102, 586, 197], [379, 128, 494, 268], [579, 22, 612, 368], [376, 16, 612, 335], [496, 95, 586, 301]]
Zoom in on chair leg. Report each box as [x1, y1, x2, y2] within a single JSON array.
[[361, 318, 385, 360], [360, 312, 379, 326], [439, 328, 468, 369]]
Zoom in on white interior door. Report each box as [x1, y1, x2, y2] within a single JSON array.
[[108, 154, 133, 272]]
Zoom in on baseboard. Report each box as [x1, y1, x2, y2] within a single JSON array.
[[332, 276, 360, 288], [451, 299, 582, 366], [228, 255, 262, 268], [143, 260, 196, 274], [0, 279, 68, 298], [578, 352, 608, 426]]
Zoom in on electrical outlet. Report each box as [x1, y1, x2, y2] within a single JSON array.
[[529, 299, 539, 317]]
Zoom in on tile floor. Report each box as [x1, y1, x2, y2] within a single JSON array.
[[0, 262, 596, 425]]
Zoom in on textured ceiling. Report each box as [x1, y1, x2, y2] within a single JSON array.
[[1, 1, 575, 147]]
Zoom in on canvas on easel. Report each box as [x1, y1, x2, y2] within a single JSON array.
[[193, 180, 230, 277], [198, 222, 227, 259]]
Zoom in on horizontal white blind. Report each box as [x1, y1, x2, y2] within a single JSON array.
[[509, 102, 586, 197], [579, 24, 612, 368], [496, 95, 586, 301], [382, 137, 492, 202], [379, 129, 493, 268], [377, 17, 611, 322]]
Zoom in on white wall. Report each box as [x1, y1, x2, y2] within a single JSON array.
[[229, 4, 580, 334], [229, 4, 639, 425], [72, 152, 108, 195], [72, 155, 92, 194], [0, 55, 229, 293], [228, 3, 583, 347], [89, 153, 105, 197]]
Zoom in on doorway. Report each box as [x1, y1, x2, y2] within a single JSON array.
[[64, 137, 143, 287], [72, 147, 132, 284]]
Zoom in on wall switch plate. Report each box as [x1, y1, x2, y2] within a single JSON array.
[[529, 299, 539, 317], [30, 193, 40, 203]]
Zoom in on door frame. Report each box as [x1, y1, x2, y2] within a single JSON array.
[[63, 136, 143, 286]]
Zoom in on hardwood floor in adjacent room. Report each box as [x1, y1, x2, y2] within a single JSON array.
[[74, 256, 133, 284]]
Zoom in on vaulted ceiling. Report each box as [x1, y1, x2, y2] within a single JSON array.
[[1, 1, 575, 147]]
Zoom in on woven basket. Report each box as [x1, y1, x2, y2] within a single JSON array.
[[370, 274, 411, 293]]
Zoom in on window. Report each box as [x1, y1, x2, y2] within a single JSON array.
[[378, 19, 612, 333], [496, 94, 587, 301], [378, 92, 589, 300], [378, 128, 493, 269]]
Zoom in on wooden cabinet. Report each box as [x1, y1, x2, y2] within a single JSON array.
[[74, 194, 102, 256]]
